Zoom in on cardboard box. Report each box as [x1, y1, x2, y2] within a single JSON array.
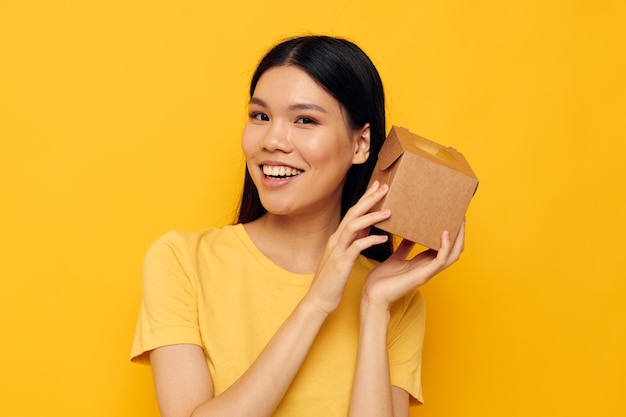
[[368, 126, 479, 250]]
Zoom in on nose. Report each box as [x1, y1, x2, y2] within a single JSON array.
[[261, 121, 293, 153]]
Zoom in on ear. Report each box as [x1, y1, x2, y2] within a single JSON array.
[[352, 123, 371, 165]]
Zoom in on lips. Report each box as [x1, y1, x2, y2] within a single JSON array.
[[262, 165, 303, 178]]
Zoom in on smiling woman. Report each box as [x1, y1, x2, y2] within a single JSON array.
[[236, 37, 390, 254], [241, 65, 367, 219], [130, 35, 465, 417]]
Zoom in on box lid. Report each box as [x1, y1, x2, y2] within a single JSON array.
[[379, 126, 477, 180]]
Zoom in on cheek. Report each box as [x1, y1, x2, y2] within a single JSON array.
[[240, 124, 257, 158], [303, 138, 354, 170]]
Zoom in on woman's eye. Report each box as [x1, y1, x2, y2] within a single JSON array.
[[250, 112, 269, 121], [295, 117, 316, 124]]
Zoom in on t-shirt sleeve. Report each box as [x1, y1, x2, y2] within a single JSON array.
[[130, 232, 202, 364], [387, 290, 426, 404]]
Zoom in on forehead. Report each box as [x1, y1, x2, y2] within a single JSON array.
[[252, 66, 343, 113]]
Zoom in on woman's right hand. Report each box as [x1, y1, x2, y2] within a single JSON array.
[[305, 181, 392, 315]]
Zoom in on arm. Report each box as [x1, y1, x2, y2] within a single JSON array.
[[149, 182, 393, 417], [347, 301, 412, 417], [151, 299, 328, 417], [349, 222, 466, 417]]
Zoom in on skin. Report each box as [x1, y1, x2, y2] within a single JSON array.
[[149, 65, 465, 417]]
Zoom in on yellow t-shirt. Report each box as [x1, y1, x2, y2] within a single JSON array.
[[131, 224, 425, 414]]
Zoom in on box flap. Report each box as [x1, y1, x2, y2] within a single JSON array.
[[377, 126, 406, 170], [394, 125, 477, 179]]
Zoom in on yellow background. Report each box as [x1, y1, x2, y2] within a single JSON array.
[[1, 0, 624, 416]]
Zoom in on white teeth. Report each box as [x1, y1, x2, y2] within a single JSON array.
[[263, 165, 302, 177]]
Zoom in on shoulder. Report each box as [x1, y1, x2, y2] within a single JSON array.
[[151, 226, 235, 247], [140, 226, 244, 295], [142, 225, 242, 278], [146, 225, 240, 258]]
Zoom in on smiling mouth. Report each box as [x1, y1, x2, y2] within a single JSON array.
[[262, 165, 303, 179]]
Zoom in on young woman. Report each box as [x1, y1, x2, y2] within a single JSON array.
[[131, 35, 465, 417]]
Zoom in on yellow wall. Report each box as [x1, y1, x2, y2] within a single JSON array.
[[1, 1, 624, 416]]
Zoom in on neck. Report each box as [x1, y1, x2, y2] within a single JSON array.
[[244, 209, 342, 274]]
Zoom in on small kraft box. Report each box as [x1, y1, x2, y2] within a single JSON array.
[[368, 126, 479, 250]]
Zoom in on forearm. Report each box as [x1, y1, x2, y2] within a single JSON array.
[[348, 301, 394, 417], [190, 299, 328, 417]]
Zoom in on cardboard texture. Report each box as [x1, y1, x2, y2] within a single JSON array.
[[368, 126, 479, 250]]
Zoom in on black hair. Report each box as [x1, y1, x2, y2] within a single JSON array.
[[236, 35, 392, 261]]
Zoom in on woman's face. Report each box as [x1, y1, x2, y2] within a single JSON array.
[[242, 65, 370, 218]]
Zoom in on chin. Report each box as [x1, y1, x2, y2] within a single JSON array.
[[258, 198, 295, 216]]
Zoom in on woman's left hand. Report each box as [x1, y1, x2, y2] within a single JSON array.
[[362, 220, 466, 311]]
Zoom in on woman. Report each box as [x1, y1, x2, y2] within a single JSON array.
[[131, 35, 465, 417]]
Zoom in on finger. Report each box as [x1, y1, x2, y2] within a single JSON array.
[[343, 181, 389, 221], [395, 232, 454, 290], [447, 219, 466, 264], [335, 209, 391, 249], [393, 238, 416, 260], [354, 226, 370, 242], [346, 233, 389, 258], [434, 230, 452, 267]]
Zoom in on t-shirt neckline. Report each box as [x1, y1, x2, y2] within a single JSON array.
[[231, 223, 314, 286]]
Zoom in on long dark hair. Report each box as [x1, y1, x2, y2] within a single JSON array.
[[236, 35, 392, 261]]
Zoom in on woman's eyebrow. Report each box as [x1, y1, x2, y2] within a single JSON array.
[[287, 103, 328, 113], [249, 97, 328, 114], [249, 97, 268, 107]]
